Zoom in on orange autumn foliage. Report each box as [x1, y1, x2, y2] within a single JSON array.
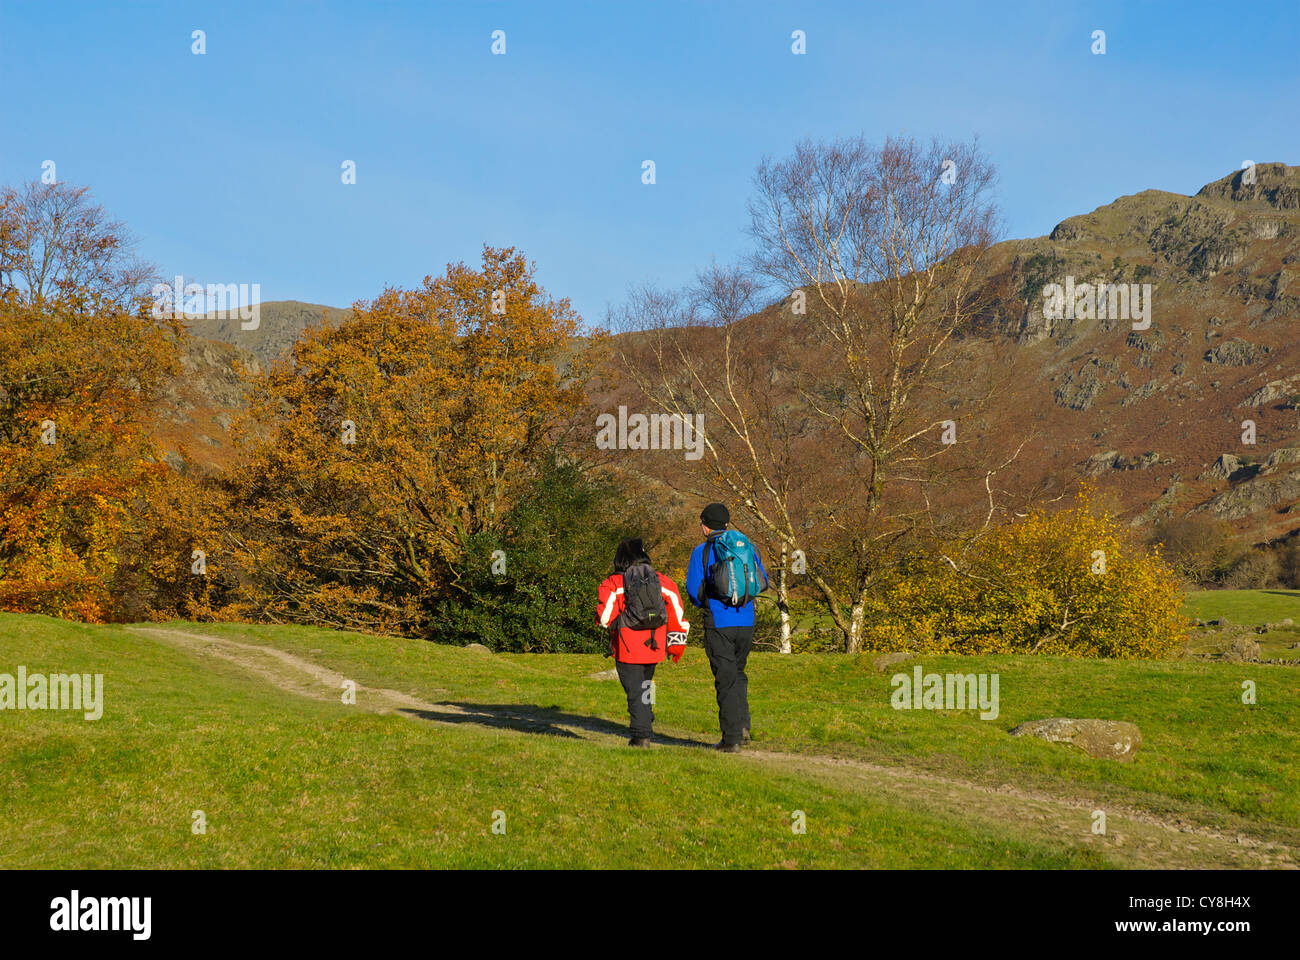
[[216, 246, 601, 634], [0, 290, 181, 620]]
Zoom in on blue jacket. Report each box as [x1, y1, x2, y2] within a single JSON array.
[[686, 533, 769, 628]]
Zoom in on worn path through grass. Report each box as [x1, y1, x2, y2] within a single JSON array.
[[124, 625, 1296, 869]]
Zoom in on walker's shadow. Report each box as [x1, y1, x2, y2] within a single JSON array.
[[399, 702, 706, 748]]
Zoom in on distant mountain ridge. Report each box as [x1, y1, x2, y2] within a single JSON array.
[[185, 299, 353, 369]]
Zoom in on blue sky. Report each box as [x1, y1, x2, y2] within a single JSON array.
[[3, 0, 1297, 325]]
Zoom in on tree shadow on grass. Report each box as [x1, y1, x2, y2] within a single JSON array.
[[399, 702, 707, 748]]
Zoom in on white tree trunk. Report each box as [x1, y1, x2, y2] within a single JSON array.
[[846, 602, 865, 654], [777, 560, 792, 654]]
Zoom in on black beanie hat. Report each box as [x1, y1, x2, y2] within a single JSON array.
[[700, 503, 730, 530]]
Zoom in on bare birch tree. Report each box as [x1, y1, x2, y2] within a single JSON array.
[[0, 181, 156, 310], [612, 134, 1009, 652]]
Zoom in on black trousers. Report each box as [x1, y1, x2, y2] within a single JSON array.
[[616, 661, 657, 739], [703, 622, 753, 745]]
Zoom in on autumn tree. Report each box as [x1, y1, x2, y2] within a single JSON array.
[[0, 181, 193, 620], [219, 246, 598, 635], [0, 290, 181, 619]]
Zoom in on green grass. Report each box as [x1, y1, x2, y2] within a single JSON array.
[[191, 618, 1300, 838], [3, 612, 1297, 868], [1182, 588, 1300, 660], [1182, 588, 1300, 625]]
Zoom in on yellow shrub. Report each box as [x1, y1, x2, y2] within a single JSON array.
[[860, 491, 1188, 658]]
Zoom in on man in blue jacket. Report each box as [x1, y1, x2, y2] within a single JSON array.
[[687, 502, 768, 753]]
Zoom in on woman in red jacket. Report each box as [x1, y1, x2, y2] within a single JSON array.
[[596, 538, 689, 747]]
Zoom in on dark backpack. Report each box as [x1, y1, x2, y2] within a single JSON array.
[[701, 530, 766, 608], [618, 563, 668, 649]]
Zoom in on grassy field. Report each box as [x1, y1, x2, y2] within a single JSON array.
[[1182, 587, 1300, 624], [2, 608, 1297, 869], [1182, 588, 1300, 660]]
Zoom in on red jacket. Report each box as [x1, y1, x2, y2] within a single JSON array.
[[596, 571, 690, 664]]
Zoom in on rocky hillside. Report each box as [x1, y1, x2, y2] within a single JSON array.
[[149, 301, 350, 472], [981, 162, 1300, 540]]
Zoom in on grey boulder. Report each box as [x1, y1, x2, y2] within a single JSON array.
[[1009, 718, 1142, 762]]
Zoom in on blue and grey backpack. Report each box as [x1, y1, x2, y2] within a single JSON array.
[[701, 530, 767, 607]]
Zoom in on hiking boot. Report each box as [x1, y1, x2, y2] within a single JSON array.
[[742, 727, 751, 742], [628, 737, 652, 747], [714, 741, 741, 754]]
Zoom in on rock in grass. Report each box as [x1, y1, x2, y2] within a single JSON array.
[[1221, 635, 1261, 662], [1009, 718, 1142, 762], [589, 668, 619, 680], [464, 643, 493, 653], [872, 652, 914, 672]]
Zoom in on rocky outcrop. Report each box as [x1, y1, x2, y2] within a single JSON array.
[[1195, 162, 1300, 211], [1203, 469, 1300, 520], [1083, 450, 1120, 476], [1121, 377, 1169, 407], [1264, 447, 1300, 469], [1126, 328, 1164, 352], [1054, 366, 1104, 411], [1220, 636, 1261, 663], [1115, 451, 1161, 470], [1241, 376, 1300, 407], [1084, 450, 1162, 478], [1200, 454, 1242, 481], [185, 300, 352, 369], [1204, 338, 1269, 366], [1129, 484, 1183, 529]]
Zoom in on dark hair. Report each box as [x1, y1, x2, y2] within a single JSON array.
[[614, 537, 651, 573]]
